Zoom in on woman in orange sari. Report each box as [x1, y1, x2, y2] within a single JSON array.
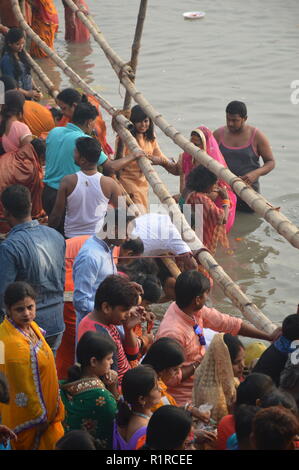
[[62, 0, 90, 43], [30, 0, 59, 59], [0, 282, 64, 450], [56, 88, 113, 157]]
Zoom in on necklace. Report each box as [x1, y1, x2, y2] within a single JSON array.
[[132, 412, 151, 420]]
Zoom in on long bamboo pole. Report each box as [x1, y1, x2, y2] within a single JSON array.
[[63, 0, 299, 251], [11, 0, 277, 333], [116, 0, 148, 160], [24, 51, 59, 98]]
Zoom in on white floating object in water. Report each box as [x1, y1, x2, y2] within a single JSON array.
[[183, 11, 205, 20]]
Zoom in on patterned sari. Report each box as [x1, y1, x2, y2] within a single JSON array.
[[181, 126, 237, 232], [30, 0, 59, 59], [60, 377, 117, 449], [0, 318, 64, 450]]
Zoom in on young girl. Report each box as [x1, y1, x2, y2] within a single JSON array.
[[0, 90, 32, 153], [116, 105, 169, 211], [113, 365, 161, 450], [0, 28, 41, 100], [180, 164, 230, 254], [60, 331, 118, 449]]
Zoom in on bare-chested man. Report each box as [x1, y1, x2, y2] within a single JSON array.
[[214, 101, 275, 212]]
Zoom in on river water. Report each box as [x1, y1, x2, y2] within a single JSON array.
[[43, 0, 299, 326]]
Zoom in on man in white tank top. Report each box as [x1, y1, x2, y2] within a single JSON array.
[[48, 137, 123, 237]]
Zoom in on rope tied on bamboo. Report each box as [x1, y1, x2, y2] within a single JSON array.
[[118, 62, 135, 81]]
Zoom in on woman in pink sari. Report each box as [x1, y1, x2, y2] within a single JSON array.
[[150, 126, 236, 232]]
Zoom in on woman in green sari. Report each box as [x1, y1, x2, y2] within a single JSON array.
[[60, 331, 118, 449]]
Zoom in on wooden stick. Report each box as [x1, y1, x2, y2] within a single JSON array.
[[11, 0, 277, 332], [62, 0, 299, 251], [116, 0, 148, 160]]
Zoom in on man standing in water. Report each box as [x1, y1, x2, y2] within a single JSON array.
[[213, 101, 275, 212]]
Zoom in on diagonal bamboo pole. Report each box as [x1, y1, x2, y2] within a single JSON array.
[[63, 0, 299, 250], [24, 51, 59, 98], [116, 0, 148, 160], [11, 0, 277, 332]]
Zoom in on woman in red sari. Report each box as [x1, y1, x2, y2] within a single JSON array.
[[30, 0, 59, 59], [62, 0, 90, 43]]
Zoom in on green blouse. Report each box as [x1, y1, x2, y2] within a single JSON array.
[[60, 377, 117, 449]]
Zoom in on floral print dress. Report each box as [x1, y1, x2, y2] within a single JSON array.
[[60, 377, 117, 449]]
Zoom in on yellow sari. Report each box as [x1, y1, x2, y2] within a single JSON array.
[[0, 318, 64, 450]]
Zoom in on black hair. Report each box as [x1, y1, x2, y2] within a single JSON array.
[[0, 372, 9, 404], [280, 365, 299, 392], [4, 281, 36, 309], [260, 389, 298, 415], [56, 88, 88, 107], [94, 274, 139, 311], [119, 258, 158, 277], [185, 165, 218, 193], [282, 314, 299, 341], [175, 270, 210, 309], [130, 105, 155, 142], [49, 107, 63, 122], [3, 28, 31, 82], [0, 75, 17, 92], [235, 373, 275, 409], [226, 101, 247, 118], [121, 237, 144, 256], [75, 136, 102, 163], [72, 102, 98, 126], [136, 274, 162, 304], [142, 337, 185, 372], [0, 90, 25, 136], [234, 404, 260, 445], [67, 331, 116, 382], [56, 430, 97, 450], [116, 365, 157, 427], [31, 138, 46, 159], [1, 184, 31, 219], [223, 334, 244, 364], [145, 406, 192, 450]]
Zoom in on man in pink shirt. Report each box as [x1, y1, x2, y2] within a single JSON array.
[[156, 271, 281, 406]]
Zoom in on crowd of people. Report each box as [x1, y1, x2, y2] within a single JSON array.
[[0, 13, 295, 454]]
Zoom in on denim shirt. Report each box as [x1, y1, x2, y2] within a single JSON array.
[[73, 236, 117, 322], [0, 221, 66, 336]]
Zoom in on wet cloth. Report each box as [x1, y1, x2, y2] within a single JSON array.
[[1, 120, 31, 153], [60, 377, 117, 449], [0, 220, 65, 337], [113, 422, 147, 450], [44, 123, 107, 190], [0, 143, 44, 234], [181, 126, 236, 232], [155, 303, 242, 406], [0, 52, 32, 91], [63, 0, 90, 43], [30, 0, 59, 58], [23, 100, 55, 137], [0, 318, 64, 450], [193, 333, 240, 423], [117, 135, 168, 211]]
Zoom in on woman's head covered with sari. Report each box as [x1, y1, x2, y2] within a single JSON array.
[[190, 126, 227, 167], [192, 333, 244, 423]]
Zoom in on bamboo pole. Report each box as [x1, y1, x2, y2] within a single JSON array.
[[63, 0, 299, 251], [116, 0, 148, 160], [24, 51, 59, 98], [11, 0, 277, 333], [10, 0, 134, 132]]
